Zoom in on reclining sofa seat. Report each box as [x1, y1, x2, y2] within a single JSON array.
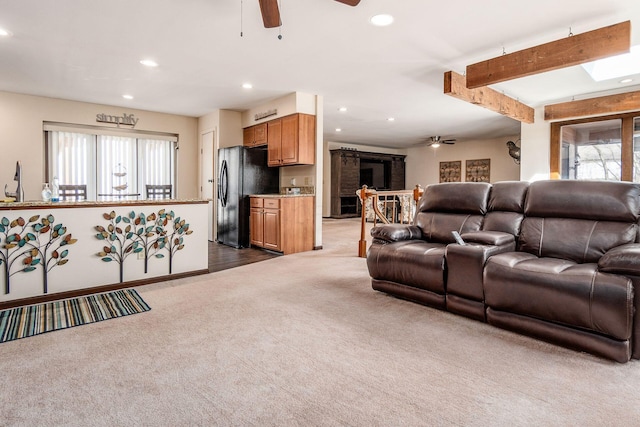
[[446, 181, 530, 321], [484, 180, 640, 362], [367, 182, 491, 309]]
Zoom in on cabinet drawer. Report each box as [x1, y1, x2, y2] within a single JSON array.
[[264, 198, 280, 209], [250, 198, 263, 208]]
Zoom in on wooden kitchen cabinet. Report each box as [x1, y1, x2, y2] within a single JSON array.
[[243, 123, 268, 147], [249, 195, 314, 254], [268, 113, 315, 166]]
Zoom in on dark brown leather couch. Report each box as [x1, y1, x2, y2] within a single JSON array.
[[366, 180, 640, 362]]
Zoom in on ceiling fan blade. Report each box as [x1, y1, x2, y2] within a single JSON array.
[[335, 0, 361, 6], [259, 0, 281, 28]]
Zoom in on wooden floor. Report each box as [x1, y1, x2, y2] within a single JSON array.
[[208, 240, 281, 273]]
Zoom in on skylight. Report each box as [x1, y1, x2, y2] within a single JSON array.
[[581, 45, 640, 82]]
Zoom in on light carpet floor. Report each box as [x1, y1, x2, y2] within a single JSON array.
[[1, 218, 640, 426]]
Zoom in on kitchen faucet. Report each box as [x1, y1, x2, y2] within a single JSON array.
[[4, 161, 24, 202]]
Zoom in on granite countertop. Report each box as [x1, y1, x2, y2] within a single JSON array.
[[251, 194, 315, 198], [0, 198, 208, 210]]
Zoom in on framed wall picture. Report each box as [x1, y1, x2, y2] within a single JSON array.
[[466, 159, 490, 182], [439, 161, 462, 182]]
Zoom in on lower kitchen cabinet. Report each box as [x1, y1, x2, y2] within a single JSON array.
[[249, 195, 314, 254]]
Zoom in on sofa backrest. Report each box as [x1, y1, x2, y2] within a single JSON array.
[[483, 181, 529, 236], [519, 180, 640, 263], [414, 182, 490, 243]]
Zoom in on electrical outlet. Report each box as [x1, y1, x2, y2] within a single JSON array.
[[137, 252, 145, 260], [304, 176, 311, 185]]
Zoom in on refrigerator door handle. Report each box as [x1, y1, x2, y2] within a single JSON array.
[[219, 159, 228, 207]]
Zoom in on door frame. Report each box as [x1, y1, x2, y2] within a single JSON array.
[[200, 129, 217, 241]]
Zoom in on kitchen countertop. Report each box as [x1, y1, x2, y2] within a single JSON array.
[[0, 198, 208, 210], [250, 194, 315, 198]]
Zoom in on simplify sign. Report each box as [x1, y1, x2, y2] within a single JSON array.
[[96, 113, 139, 127]]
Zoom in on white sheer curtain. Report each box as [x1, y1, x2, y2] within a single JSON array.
[[96, 135, 137, 198], [47, 131, 97, 199], [138, 139, 175, 197], [47, 130, 176, 201]]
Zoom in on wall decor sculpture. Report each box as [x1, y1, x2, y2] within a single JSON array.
[[96, 209, 193, 282], [466, 159, 491, 182], [0, 214, 77, 294], [439, 161, 462, 182]]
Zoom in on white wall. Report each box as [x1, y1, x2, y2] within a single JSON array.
[[520, 107, 552, 181], [405, 135, 521, 188], [0, 91, 199, 200]]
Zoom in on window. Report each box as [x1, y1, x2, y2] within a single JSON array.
[[45, 125, 177, 200], [551, 112, 640, 182]]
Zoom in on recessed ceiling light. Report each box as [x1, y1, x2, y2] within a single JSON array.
[[620, 78, 634, 83], [370, 14, 394, 27], [140, 59, 158, 67], [0, 28, 12, 37], [338, 107, 347, 112], [122, 94, 134, 100], [242, 83, 253, 89], [336, 128, 342, 132], [387, 117, 395, 122]]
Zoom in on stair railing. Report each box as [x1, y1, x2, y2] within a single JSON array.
[[357, 184, 423, 257]]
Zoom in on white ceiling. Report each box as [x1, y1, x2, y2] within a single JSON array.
[[1, 0, 640, 148]]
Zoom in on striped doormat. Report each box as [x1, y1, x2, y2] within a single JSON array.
[[0, 288, 151, 343]]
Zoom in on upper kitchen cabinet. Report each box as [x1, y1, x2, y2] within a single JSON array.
[[243, 122, 268, 147], [268, 113, 315, 166]]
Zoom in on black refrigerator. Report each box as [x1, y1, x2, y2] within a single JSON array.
[[217, 145, 280, 248]]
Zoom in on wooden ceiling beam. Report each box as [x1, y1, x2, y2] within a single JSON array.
[[544, 90, 640, 120], [466, 21, 631, 89], [444, 71, 535, 123]]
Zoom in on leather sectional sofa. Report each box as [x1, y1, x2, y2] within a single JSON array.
[[366, 180, 640, 362]]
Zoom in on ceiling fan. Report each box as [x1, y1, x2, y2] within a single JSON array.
[[258, 0, 361, 28], [424, 136, 457, 147]]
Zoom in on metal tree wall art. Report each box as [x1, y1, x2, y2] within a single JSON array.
[[0, 214, 77, 294], [96, 211, 143, 283], [158, 210, 193, 274], [95, 209, 193, 282]]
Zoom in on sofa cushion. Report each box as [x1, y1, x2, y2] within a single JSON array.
[[524, 180, 640, 222], [484, 252, 634, 341], [418, 182, 491, 214], [519, 217, 636, 264], [488, 181, 529, 212], [414, 212, 484, 244], [367, 240, 447, 294]]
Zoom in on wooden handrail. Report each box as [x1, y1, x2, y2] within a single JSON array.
[[357, 184, 424, 257]]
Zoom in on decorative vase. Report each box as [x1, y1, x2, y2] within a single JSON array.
[[41, 183, 52, 202]]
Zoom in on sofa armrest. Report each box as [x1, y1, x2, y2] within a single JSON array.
[[461, 231, 515, 246], [370, 224, 422, 243], [599, 243, 640, 276]]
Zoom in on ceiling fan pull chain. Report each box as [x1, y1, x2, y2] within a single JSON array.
[[240, 0, 244, 37], [278, 0, 283, 39]]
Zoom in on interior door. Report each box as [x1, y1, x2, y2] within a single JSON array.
[[201, 131, 215, 241]]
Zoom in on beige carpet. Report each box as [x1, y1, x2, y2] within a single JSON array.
[[1, 218, 640, 426]]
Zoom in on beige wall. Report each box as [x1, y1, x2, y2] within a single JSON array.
[[405, 135, 521, 188], [0, 91, 199, 200]]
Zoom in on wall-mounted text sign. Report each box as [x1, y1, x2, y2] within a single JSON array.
[[254, 109, 277, 121], [96, 113, 139, 128]]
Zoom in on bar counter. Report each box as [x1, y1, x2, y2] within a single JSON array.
[[0, 199, 209, 309]]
